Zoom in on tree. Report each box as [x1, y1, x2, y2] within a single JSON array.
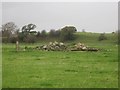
[[55, 30, 61, 37], [2, 22, 18, 43], [21, 23, 36, 35], [36, 31, 41, 37], [2, 22, 17, 36], [19, 23, 37, 43], [23, 34, 36, 43], [60, 26, 77, 41], [41, 30, 47, 38], [49, 29, 56, 37]]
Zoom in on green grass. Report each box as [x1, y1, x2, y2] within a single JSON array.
[[2, 32, 118, 88]]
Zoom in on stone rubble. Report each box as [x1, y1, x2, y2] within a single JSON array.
[[35, 42, 99, 51]]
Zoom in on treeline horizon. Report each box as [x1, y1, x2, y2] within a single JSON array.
[[0, 22, 119, 43], [1, 22, 78, 43]]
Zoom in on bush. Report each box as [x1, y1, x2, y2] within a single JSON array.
[[2, 37, 8, 43], [36, 31, 41, 37], [18, 33, 25, 42], [98, 33, 107, 41], [23, 35, 36, 43], [9, 37, 18, 43]]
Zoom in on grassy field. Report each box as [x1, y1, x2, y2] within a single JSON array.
[[2, 32, 118, 88]]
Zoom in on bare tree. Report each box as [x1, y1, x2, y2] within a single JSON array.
[[2, 22, 18, 42]]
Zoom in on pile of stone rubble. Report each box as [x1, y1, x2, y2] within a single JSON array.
[[35, 42, 99, 51], [35, 41, 67, 51], [71, 42, 98, 51]]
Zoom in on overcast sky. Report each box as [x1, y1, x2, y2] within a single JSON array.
[[2, 2, 118, 33]]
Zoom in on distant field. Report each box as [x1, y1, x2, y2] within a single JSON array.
[[2, 32, 118, 88]]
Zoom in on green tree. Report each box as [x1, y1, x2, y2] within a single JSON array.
[[19, 23, 37, 43], [55, 30, 61, 37], [49, 29, 56, 37], [36, 31, 41, 37], [21, 23, 36, 35], [60, 26, 77, 41], [41, 30, 47, 38]]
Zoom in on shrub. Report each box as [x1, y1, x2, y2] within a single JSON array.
[[9, 37, 18, 43], [23, 35, 36, 43], [2, 37, 8, 43], [98, 33, 107, 41]]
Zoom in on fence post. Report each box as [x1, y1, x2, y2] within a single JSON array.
[[16, 41, 19, 51]]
